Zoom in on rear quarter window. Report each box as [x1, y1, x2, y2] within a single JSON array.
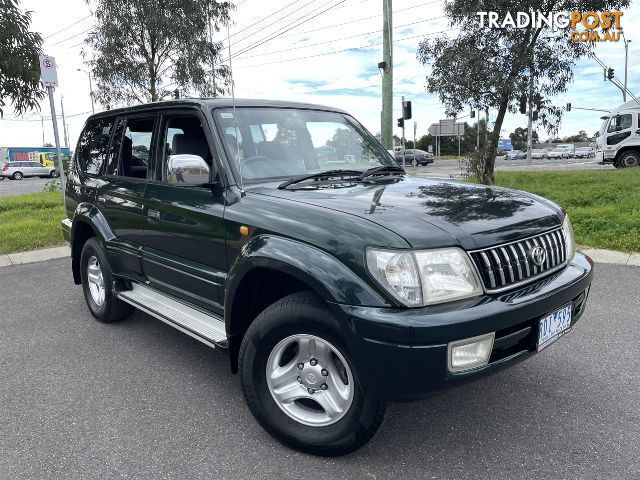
[[76, 118, 114, 175]]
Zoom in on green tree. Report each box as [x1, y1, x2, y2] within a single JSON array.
[[509, 127, 539, 150], [85, 0, 233, 107], [0, 0, 44, 117], [417, 0, 628, 184], [563, 130, 590, 142]]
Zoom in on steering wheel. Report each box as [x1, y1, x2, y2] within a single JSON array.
[[241, 155, 272, 167]]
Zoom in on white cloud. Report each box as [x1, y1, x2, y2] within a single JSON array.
[[1, 0, 638, 148]]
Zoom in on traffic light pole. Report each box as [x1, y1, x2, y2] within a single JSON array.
[[401, 96, 405, 167]]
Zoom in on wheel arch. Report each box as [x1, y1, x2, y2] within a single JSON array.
[[70, 203, 115, 284], [224, 235, 388, 373]]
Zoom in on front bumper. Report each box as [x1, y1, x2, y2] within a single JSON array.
[[333, 252, 593, 402]]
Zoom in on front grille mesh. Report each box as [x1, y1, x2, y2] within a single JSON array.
[[470, 228, 567, 292]]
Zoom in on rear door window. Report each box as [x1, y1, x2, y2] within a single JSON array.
[[76, 118, 114, 175], [105, 116, 156, 179]]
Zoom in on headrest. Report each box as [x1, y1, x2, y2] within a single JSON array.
[[172, 133, 209, 159]]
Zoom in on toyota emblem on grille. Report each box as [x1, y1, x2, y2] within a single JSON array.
[[529, 246, 546, 266]]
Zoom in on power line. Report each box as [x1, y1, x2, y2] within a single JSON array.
[[233, 28, 456, 69], [222, 0, 347, 63], [273, 0, 444, 41], [227, 0, 309, 42], [224, 0, 324, 54], [48, 28, 93, 47], [235, 15, 446, 60], [43, 14, 92, 39]]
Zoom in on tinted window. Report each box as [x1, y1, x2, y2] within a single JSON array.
[[106, 117, 155, 179], [76, 118, 114, 175], [608, 114, 632, 133], [159, 114, 212, 184]]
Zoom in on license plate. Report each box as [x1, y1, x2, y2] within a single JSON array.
[[537, 304, 572, 352]]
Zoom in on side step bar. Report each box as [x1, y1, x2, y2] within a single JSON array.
[[116, 283, 227, 349]]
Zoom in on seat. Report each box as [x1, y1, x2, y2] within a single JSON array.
[[172, 133, 210, 161]]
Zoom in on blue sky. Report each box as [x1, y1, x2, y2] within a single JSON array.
[[1, 0, 638, 147]]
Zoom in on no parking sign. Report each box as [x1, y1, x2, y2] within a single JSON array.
[[39, 55, 58, 87]]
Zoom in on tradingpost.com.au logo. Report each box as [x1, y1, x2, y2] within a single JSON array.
[[476, 11, 624, 42]]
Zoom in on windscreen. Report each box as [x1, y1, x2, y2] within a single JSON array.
[[214, 108, 396, 180]]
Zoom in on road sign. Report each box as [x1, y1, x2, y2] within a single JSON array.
[[39, 55, 58, 87], [428, 120, 465, 136]]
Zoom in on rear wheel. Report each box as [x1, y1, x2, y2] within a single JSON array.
[[80, 237, 132, 323], [12, 171, 23, 180], [239, 292, 387, 456], [411, 158, 417, 167]]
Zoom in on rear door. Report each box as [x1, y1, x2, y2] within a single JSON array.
[[96, 114, 157, 281], [140, 108, 227, 314]]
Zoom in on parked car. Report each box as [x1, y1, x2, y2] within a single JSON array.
[[531, 149, 547, 159], [547, 149, 570, 159], [0, 161, 59, 180], [395, 149, 434, 166], [62, 99, 593, 456], [575, 147, 594, 159], [505, 149, 526, 160]]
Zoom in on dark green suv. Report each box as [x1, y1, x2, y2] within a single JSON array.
[[62, 99, 593, 456]]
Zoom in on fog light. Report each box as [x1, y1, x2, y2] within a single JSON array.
[[447, 333, 495, 372]]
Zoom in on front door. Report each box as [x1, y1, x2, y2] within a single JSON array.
[[96, 114, 157, 280], [604, 112, 634, 160], [141, 109, 227, 315]]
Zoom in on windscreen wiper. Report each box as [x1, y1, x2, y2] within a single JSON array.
[[278, 169, 363, 190], [357, 165, 405, 180]]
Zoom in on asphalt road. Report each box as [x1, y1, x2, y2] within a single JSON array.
[[1, 259, 639, 479], [0, 177, 51, 196]]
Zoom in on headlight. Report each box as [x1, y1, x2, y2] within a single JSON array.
[[562, 213, 576, 260], [366, 247, 483, 306]]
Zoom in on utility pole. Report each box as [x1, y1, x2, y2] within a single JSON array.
[[526, 56, 534, 164], [413, 121, 417, 152], [60, 96, 69, 148], [381, 0, 393, 149], [40, 114, 45, 146]]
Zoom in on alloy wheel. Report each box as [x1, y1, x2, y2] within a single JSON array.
[[86, 256, 106, 306], [266, 334, 354, 427]]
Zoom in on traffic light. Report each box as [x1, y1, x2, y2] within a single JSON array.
[[519, 95, 527, 114], [470, 110, 476, 118], [402, 100, 412, 120], [607, 68, 615, 80], [397, 117, 404, 128], [173, 89, 180, 99], [566, 103, 571, 112]]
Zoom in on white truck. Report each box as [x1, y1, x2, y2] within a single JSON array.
[[595, 99, 640, 168]]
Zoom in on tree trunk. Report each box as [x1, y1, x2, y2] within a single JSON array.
[[481, 93, 510, 185]]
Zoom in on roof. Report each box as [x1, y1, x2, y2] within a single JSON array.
[[88, 98, 348, 120]]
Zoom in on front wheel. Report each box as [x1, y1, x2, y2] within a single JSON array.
[[617, 150, 639, 168], [239, 292, 387, 456]]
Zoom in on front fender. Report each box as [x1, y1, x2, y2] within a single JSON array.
[[225, 235, 389, 318]]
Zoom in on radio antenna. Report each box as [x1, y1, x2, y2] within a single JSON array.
[[227, 23, 245, 196]]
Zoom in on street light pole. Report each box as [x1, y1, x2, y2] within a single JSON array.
[[622, 30, 631, 102], [77, 68, 95, 114]]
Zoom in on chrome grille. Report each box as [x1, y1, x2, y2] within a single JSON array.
[[470, 228, 567, 292]]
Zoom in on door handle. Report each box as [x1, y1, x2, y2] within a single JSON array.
[[147, 209, 160, 222]]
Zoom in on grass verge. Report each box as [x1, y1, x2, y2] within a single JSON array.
[[0, 191, 65, 255], [490, 169, 640, 252]]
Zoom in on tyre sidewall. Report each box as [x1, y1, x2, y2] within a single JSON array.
[[240, 295, 385, 455], [80, 237, 119, 322]]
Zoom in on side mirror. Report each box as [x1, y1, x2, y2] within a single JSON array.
[[167, 154, 210, 185]]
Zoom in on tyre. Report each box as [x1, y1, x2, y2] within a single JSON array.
[[12, 171, 23, 180], [80, 237, 132, 323], [617, 150, 639, 168], [239, 292, 387, 456], [50, 169, 59, 178]]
